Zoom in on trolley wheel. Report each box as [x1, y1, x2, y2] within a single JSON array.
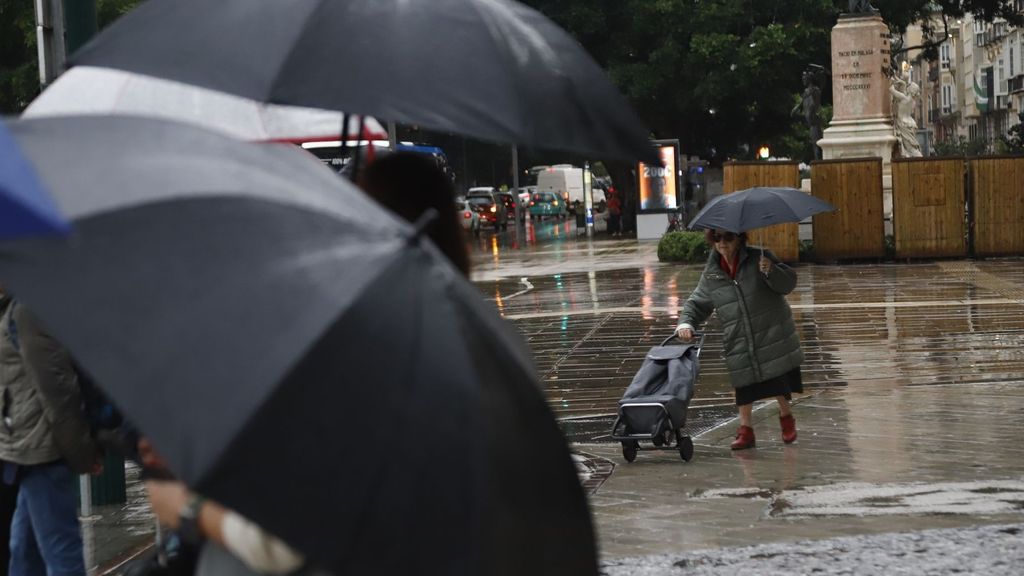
[[678, 436, 694, 462], [622, 441, 638, 463]]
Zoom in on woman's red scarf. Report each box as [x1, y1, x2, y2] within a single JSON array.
[[719, 252, 740, 279]]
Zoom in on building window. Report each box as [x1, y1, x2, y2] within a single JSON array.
[[942, 84, 953, 114], [941, 43, 951, 69]]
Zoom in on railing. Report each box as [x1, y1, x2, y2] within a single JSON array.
[[1009, 75, 1024, 94]]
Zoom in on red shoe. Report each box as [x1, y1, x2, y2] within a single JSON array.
[[780, 414, 797, 444], [730, 425, 755, 450]]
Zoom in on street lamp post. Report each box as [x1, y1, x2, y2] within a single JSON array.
[[34, 0, 66, 86]]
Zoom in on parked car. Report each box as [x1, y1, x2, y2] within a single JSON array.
[[529, 191, 568, 220], [456, 200, 481, 236], [466, 187, 507, 229]]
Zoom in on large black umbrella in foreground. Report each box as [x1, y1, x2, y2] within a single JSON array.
[[71, 0, 657, 163], [0, 116, 596, 576]]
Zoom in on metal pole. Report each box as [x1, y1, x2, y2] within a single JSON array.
[[34, 0, 67, 86], [64, 0, 98, 56], [583, 162, 594, 238], [387, 121, 398, 150], [512, 145, 522, 226], [79, 474, 92, 517]]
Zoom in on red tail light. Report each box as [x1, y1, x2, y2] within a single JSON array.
[[464, 211, 472, 219]]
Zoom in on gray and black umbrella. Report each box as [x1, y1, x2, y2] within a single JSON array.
[[687, 187, 837, 233], [70, 0, 656, 163], [0, 115, 596, 576]]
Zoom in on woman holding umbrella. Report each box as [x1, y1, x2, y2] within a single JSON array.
[[675, 229, 804, 450]]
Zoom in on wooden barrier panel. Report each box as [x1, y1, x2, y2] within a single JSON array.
[[891, 157, 966, 258], [722, 161, 800, 261], [810, 158, 885, 260], [970, 156, 1024, 256]]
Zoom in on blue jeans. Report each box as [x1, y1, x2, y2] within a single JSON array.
[[9, 462, 85, 576]]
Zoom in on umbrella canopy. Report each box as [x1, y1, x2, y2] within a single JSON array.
[[0, 115, 597, 576], [23, 66, 387, 143], [70, 0, 657, 163], [687, 187, 837, 233], [0, 122, 69, 240]]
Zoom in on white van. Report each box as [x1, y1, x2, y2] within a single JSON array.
[[536, 166, 605, 213]]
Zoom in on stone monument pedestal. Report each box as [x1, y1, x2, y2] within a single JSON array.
[[817, 14, 897, 215]]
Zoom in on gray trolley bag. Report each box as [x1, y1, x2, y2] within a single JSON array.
[[610, 333, 703, 462]]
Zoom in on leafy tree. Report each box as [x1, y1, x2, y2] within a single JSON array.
[[0, 0, 38, 113], [933, 135, 990, 156], [0, 0, 142, 114], [999, 112, 1024, 153], [522, 0, 1022, 163]]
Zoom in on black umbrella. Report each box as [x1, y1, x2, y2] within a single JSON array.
[[70, 0, 657, 164], [687, 187, 837, 233], [0, 116, 596, 576]]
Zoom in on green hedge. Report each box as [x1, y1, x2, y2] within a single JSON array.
[[657, 231, 710, 263]]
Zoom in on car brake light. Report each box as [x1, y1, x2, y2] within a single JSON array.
[[530, 201, 535, 206], [464, 211, 472, 219]]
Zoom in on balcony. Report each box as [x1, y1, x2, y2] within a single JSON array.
[[1010, 75, 1024, 94]]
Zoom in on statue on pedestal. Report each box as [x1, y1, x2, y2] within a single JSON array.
[[847, 1, 878, 14], [792, 70, 823, 161], [890, 72, 924, 158]]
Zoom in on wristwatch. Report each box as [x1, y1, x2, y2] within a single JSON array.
[[177, 494, 206, 547]]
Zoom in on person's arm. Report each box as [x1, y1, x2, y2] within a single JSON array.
[[758, 250, 797, 295], [146, 480, 305, 575], [15, 306, 100, 474], [677, 275, 714, 339]]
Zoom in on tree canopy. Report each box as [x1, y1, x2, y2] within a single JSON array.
[[523, 0, 1021, 162]]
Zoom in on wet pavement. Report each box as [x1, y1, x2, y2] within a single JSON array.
[[87, 217, 1024, 573], [469, 219, 1024, 567]]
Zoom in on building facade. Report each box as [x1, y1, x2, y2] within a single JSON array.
[[900, 4, 1024, 153]]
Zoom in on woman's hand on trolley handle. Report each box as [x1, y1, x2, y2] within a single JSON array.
[[676, 326, 695, 342]]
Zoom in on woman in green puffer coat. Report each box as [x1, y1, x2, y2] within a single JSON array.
[[675, 229, 804, 450]]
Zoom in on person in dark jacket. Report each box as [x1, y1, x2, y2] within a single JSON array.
[[0, 290, 102, 576], [675, 230, 804, 450]]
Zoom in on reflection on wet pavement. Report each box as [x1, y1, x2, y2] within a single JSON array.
[[470, 232, 1024, 558], [476, 258, 1024, 422]]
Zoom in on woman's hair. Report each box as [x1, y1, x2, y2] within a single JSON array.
[[703, 229, 748, 246], [360, 152, 470, 276]]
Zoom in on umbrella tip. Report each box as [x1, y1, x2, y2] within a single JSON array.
[[407, 208, 438, 244]]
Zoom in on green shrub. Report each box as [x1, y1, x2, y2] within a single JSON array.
[[658, 231, 710, 263], [799, 239, 814, 262]]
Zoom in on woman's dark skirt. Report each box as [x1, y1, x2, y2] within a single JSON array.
[[735, 367, 803, 406]]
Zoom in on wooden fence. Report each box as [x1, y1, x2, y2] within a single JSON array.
[[891, 157, 966, 258], [810, 158, 885, 260], [722, 161, 800, 261], [970, 156, 1024, 256]]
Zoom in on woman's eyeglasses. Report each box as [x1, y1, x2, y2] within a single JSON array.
[[710, 232, 738, 243]]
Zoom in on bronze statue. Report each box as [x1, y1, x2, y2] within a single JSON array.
[[792, 70, 823, 161], [848, 0, 877, 13]]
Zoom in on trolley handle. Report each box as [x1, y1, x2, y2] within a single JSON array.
[[660, 331, 706, 355]]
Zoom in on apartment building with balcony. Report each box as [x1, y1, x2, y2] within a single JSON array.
[[900, 5, 1024, 153]]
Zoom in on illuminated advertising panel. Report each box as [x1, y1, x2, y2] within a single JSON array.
[[638, 141, 680, 212]]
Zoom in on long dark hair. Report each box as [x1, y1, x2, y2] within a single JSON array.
[[361, 152, 470, 276]]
